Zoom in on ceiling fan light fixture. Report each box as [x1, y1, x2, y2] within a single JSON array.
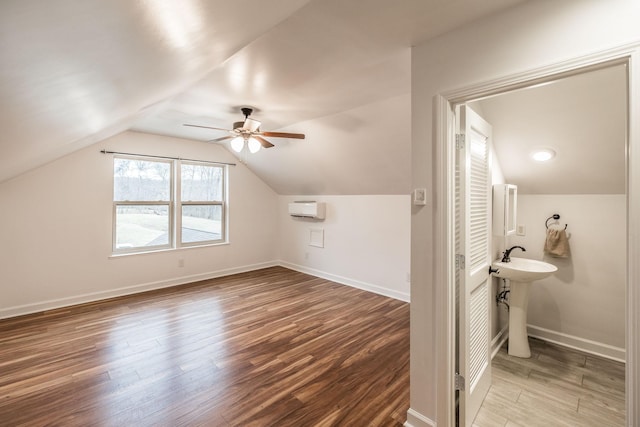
[[184, 107, 305, 152], [247, 137, 261, 153], [243, 118, 261, 132], [230, 136, 244, 153]]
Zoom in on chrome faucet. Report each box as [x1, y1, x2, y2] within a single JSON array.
[[501, 246, 526, 262]]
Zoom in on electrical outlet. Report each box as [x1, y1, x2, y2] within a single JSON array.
[[178, 258, 185, 268], [304, 252, 309, 260], [517, 225, 526, 236]]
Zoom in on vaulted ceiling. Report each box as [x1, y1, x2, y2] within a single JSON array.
[[0, 0, 527, 193]]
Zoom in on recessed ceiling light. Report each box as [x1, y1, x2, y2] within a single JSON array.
[[530, 148, 556, 162]]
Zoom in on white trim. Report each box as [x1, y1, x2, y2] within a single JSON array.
[[279, 261, 410, 302], [111, 156, 228, 256], [528, 325, 625, 363], [434, 44, 640, 427], [0, 261, 409, 320], [108, 241, 230, 258], [433, 94, 456, 427], [443, 42, 637, 104], [490, 323, 624, 362], [0, 261, 278, 320], [627, 47, 640, 427], [404, 408, 436, 427], [491, 325, 509, 359]]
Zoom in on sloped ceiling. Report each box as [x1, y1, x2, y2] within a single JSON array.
[[476, 64, 627, 195], [0, 0, 527, 193], [0, 0, 311, 183]]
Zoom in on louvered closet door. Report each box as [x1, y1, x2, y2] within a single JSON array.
[[457, 105, 492, 427]]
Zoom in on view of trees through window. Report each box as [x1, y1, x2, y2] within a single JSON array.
[[113, 157, 225, 252], [180, 164, 224, 244]]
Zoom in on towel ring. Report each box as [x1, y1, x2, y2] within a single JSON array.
[[545, 214, 568, 230]]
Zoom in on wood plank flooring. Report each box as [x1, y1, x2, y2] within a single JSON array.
[[474, 338, 626, 426], [0, 267, 409, 426]]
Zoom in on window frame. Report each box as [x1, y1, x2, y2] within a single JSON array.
[[178, 160, 226, 248], [111, 155, 227, 255]]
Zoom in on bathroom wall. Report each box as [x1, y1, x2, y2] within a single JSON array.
[[509, 194, 626, 360]]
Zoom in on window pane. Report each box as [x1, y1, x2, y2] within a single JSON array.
[[115, 205, 170, 249], [181, 164, 223, 201], [114, 158, 171, 201], [181, 205, 222, 243]]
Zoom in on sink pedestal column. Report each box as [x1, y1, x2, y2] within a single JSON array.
[[508, 280, 532, 358]]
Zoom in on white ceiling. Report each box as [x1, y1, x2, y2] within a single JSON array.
[[0, 0, 528, 193], [9, 1, 622, 196], [475, 64, 627, 195]]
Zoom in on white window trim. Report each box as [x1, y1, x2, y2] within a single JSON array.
[[112, 155, 228, 255]]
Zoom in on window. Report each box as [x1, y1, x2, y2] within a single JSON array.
[[179, 163, 225, 245], [113, 156, 226, 253]]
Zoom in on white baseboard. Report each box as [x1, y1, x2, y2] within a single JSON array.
[[404, 408, 436, 427], [0, 261, 409, 320], [278, 261, 410, 302], [528, 324, 626, 363], [0, 261, 278, 320], [491, 324, 509, 359]]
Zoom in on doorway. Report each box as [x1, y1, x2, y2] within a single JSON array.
[[434, 51, 639, 426], [460, 63, 627, 425]]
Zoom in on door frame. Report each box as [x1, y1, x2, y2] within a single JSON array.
[[433, 44, 640, 426]]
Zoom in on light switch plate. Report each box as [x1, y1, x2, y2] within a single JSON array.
[[413, 188, 427, 205]]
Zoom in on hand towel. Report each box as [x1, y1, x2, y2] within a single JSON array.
[[544, 228, 570, 258]]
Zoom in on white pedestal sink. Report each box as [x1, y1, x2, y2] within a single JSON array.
[[491, 257, 558, 358]]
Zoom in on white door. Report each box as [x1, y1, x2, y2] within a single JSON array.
[[456, 105, 492, 426]]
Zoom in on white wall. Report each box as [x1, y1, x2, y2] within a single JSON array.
[[0, 131, 279, 318], [247, 93, 412, 196], [411, 0, 640, 424], [0, 131, 412, 318], [509, 195, 626, 359], [278, 195, 410, 302]]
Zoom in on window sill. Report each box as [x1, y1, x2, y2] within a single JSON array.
[[109, 241, 230, 259]]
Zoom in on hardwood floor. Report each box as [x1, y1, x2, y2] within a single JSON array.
[[0, 267, 409, 426], [474, 338, 626, 426]]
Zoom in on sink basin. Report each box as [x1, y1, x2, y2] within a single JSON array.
[[492, 257, 557, 282]]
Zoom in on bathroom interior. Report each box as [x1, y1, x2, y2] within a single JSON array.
[[469, 62, 627, 410]]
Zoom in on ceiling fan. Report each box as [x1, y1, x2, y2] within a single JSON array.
[[183, 107, 305, 153]]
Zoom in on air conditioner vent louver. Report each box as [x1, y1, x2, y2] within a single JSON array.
[[288, 202, 326, 220]]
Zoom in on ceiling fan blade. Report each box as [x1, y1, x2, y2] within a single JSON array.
[[184, 123, 232, 132], [208, 136, 234, 143], [261, 131, 305, 139], [254, 136, 275, 148], [242, 118, 261, 132]]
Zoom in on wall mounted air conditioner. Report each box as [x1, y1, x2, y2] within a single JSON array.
[[288, 201, 326, 220]]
